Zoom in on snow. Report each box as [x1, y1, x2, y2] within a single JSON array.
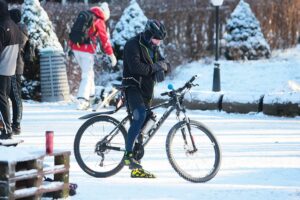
[[41, 181, 64, 190], [1, 35, 300, 200], [14, 187, 38, 198], [112, 0, 148, 50], [264, 92, 300, 104], [15, 169, 38, 177], [2, 101, 299, 200], [0, 146, 43, 162], [155, 45, 300, 105], [1, 42, 300, 198]]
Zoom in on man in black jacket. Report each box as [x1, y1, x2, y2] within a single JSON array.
[[122, 19, 169, 178], [0, 0, 21, 139], [9, 8, 28, 135]]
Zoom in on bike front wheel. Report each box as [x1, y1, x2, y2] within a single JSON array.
[[166, 120, 221, 183], [74, 115, 127, 178]]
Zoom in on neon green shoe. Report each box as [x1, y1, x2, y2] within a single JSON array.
[[131, 168, 156, 178]]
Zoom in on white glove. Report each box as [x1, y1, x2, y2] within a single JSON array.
[[108, 54, 117, 67]]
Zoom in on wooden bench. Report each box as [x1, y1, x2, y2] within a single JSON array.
[[0, 150, 70, 200]]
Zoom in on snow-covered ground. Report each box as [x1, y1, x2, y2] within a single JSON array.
[[1, 45, 300, 199], [3, 102, 300, 200]]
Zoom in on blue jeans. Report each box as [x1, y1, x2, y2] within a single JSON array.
[[125, 87, 150, 152]]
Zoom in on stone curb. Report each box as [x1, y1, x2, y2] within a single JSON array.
[[153, 92, 300, 117]]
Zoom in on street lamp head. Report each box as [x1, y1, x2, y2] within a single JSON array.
[[211, 0, 224, 6]]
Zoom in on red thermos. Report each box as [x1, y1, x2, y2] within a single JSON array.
[[46, 131, 54, 154]]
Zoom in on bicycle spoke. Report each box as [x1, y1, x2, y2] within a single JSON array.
[[74, 116, 126, 177], [166, 120, 221, 182]]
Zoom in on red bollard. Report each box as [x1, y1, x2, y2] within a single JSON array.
[[46, 131, 54, 154]]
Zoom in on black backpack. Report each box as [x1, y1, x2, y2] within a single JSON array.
[[69, 10, 94, 44]]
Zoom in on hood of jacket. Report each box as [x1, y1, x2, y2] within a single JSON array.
[[90, 7, 105, 21]]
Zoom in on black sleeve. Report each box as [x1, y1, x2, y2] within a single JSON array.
[[124, 40, 153, 76], [0, 27, 5, 54]]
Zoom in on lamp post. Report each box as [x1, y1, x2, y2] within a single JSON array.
[[211, 0, 224, 92]]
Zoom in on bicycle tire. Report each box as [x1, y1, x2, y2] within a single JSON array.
[[74, 115, 127, 178], [166, 120, 221, 183]]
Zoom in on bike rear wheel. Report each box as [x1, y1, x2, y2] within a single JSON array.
[[74, 115, 127, 178], [166, 120, 221, 183]]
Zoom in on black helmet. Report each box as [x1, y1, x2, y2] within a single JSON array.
[[144, 19, 167, 40]]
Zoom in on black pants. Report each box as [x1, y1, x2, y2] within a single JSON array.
[[0, 75, 12, 134], [9, 74, 23, 126]]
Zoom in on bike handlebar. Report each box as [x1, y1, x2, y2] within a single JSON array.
[[160, 75, 198, 97]]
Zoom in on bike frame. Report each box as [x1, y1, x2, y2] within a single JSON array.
[[141, 100, 180, 147], [80, 75, 198, 153], [100, 90, 191, 152]]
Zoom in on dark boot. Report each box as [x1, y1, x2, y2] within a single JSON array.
[[0, 130, 12, 140], [12, 123, 21, 135], [124, 151, 142, 169]]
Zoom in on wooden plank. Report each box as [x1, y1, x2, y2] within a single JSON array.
[[10, 169, 38, 182], [0, 180, 9, 197], [53, 152, 70, 198], [1, 150, 70, 199], [0, 161, 15, 180], [43, 167, 69, 176]]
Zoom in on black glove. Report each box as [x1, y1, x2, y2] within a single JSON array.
[[154, 70, 165, 83], [158, 60, 168, 71], [152, 60, 169, 74]]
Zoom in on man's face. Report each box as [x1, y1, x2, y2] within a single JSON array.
[[151, 38, 162, 46]]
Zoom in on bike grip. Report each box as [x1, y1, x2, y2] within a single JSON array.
[[161, 92, 169, 96], [189, 75, 197, 83]]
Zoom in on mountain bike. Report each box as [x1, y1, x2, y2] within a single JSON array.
[[74, 75, 221, 183]]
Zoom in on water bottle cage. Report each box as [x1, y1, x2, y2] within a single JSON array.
[[141, 117, 156, 136]]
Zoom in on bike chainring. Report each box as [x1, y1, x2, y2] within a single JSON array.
[[133, 143, 144, 161]]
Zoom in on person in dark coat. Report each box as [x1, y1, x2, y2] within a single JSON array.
[[0, 0, 21, 139], [122, 19, 169, 178], [9, 8, 28, 135]]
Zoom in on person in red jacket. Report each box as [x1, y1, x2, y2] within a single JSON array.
[[70, 3, 117, 110]]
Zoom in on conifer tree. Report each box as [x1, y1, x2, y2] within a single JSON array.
[[21, 0, 63, 100], [22, 0, 62, 52], [224, 0, 270, 60], [112, 0, 148, 59]]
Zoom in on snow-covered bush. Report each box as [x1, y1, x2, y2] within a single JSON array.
[[224, 0, 271, 60], [21, 79, 41, 101], [22, 0, 62, 51], [112, 0, 148, 59], [21, 0, 63, 100]]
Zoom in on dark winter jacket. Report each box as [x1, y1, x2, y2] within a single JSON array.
[[15, 23, 28, 75], [122, 33, 164, 100], [0, 0, 20, 76]]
